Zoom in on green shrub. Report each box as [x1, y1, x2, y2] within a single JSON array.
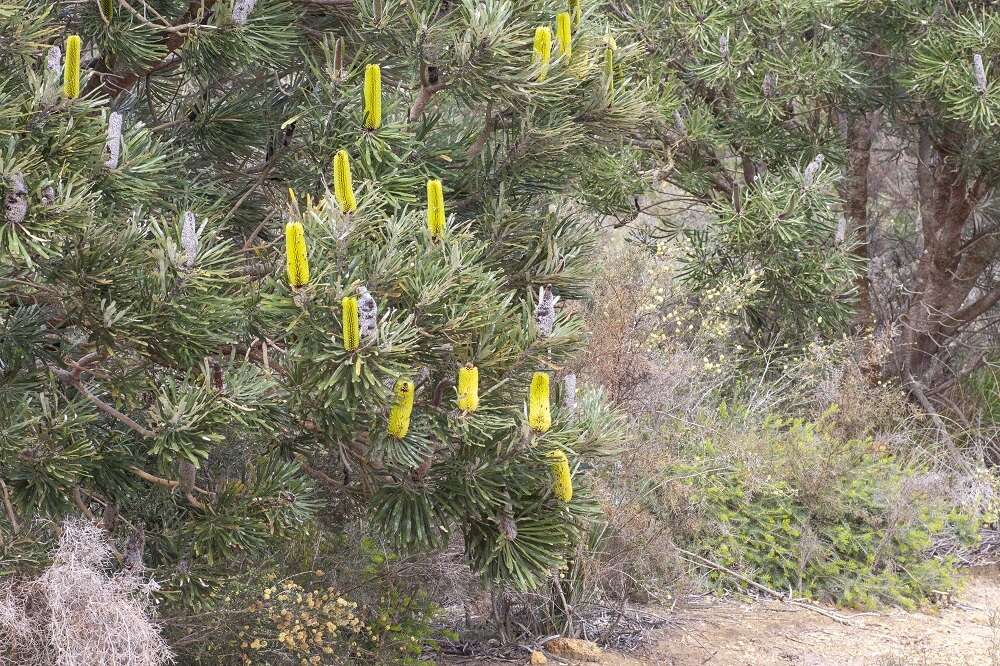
[[171, 523, 441, 665], [963, 362, 1000, 425], [670, 408, 981, 610]]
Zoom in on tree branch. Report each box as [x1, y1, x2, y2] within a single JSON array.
[[85, 0, 219, 98], [408, 62, 447, 122], [128, 466, 211, 508], [951, 284, 1000, 327], [0, 479, 20, 533], [905, 374, 969, 471], [52, 367, 157, 439], [71, 485, 97, 521]]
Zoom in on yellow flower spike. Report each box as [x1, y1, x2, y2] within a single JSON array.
[[533, 27, 552, 82], [555, 13, 572, 58], [528, 371, 551, 433], [457, 364, 479, 413], [387, 378, 415, 439], [332, 150, 358, 213], [63, 35, 81, 99], [363, 64, 382, 129], [547, 450, 573, 502], [569, 0, 581, 24], [342, 296, 361, 351], [426, 179, 445, 239], [284, 222, 310, 287], [100, 0, 115, 19], [603, 35, 616, 100]]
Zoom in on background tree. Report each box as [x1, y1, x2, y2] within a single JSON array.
[[617, 0, 1000, 394], [0, 0, 648, 624]]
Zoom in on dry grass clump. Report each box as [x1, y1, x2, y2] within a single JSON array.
[[0, 519, 173, 666]]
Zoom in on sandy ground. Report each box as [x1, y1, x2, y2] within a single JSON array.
[[443, 566, 1000, 665]]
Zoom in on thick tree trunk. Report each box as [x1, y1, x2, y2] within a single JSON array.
[[897, 127, 994, 386]]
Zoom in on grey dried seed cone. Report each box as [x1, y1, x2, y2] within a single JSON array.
[[562, 372, 577, 411], [104, 111, 123, 169], [803, 154, 824, 188], [181, 211, 198, 267], [179, 460, 196, 495], [535, 285, 556, 337], [232, 0, 256, 24], [358, 286, 378, 340], [46, 45, 61, 73], [123, 522, 146, 573], [5, 173, 28, 225], [499, 514, 518, 541], [973, 54, 988, 93]]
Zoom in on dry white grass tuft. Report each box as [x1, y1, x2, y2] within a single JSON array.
[[0, 519, 173, 666]]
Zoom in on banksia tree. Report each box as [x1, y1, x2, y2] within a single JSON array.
[[0, 0, 648, 656], [615, 0, 1000, 390]]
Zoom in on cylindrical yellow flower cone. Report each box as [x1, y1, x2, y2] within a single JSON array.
[[457, 364, 479, 413], [569, 0, 582, 24], [63, 35, 81, 99], [332, 149, 358, 213], [556, 13, 572, 58], [528, 371, 551, 433], [284, 221, 309, 287], [547, 450, 573, 502], [342, 296, 361, 351], [426, 179, 445, 239], [388, 378, 415, 439], [363, 64, 382, 129], [604, 46, 615, 99], [603, 33, 617, 101], [101, 0, 115, 19], [533, 27, 552, 82]]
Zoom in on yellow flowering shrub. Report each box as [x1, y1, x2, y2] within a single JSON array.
[[238, 577, 371, 664]]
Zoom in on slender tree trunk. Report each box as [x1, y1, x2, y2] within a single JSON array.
[[840, 112, 880, 330]]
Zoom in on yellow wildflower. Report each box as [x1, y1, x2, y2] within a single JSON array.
[[426, 179, 445, 239], [63, 35, 81, 99], [342, 296, 361, 351], [388, 378, 414, 438], [332, 149, 358, 213], [528, 371, 551, 433], [363, 64, 382, 129], [457, 364, 479, 412], [533, 27, 552, 81], [284, 221, 310, 287], [556, 12, 572, 58], [547, 450, 573, 501]]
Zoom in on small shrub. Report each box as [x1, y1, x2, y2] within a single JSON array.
[[181, 523, 441, 665], [962, 361, 1000, 425], [672, 410, 982, 609]]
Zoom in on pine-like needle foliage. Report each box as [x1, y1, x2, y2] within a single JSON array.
[[0, 0, 649, 620]]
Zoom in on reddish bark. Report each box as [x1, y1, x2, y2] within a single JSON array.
[[896, 127, 995, 385]]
